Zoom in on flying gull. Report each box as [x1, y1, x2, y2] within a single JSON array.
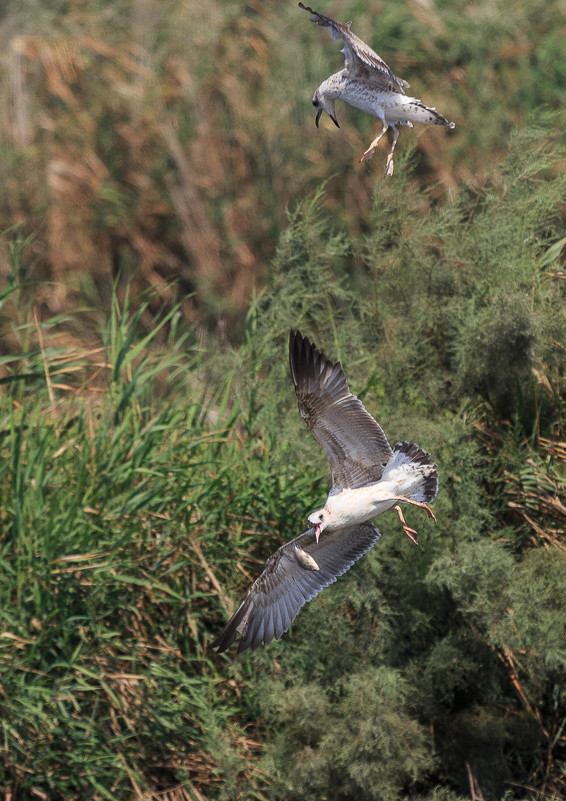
[[299, 2, 455, 176], [213, 331, 438, 653]]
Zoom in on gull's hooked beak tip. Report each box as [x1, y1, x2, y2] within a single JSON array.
[[313, 523, 321, 543], [315, 108, 322, 128], [330, 113, 339, 128]]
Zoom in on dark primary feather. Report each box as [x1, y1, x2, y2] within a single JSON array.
[[298, 2, 409, 92], [289, 331, 393, 490], [212, 523, 380, 654]]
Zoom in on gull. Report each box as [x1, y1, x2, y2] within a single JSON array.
[[289, 331, 438, 543], [213, 332, 438, 653], [299, 2, 455, 176]]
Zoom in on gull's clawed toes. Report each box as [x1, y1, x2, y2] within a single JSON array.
[[403, 526, 418, 545], [394, 504, 419, 546]]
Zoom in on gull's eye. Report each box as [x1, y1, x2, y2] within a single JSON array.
[[313, 99, 319, 107]]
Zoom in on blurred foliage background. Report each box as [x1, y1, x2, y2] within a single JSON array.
[[0, 0, 565, 800], [1, 0, 565, 334]]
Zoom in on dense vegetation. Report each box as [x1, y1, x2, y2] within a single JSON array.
[[1, 0, 565, 333], [0, 1, 565, 800]]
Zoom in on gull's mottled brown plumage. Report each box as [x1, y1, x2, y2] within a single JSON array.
[[298, 2, 408, 93], [300, 2, 455, 176]]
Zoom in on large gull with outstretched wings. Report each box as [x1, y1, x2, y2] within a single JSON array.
[[213, 332, 438, 653], [289, 331, 438, 542], [299, 2, 455, 176]]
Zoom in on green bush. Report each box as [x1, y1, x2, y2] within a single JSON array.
[[1, 124, 565, 799]]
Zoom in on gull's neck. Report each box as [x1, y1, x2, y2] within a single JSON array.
[[319, 70, 348, 98]]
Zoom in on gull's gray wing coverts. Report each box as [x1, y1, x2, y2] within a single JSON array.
[[299, 2, 409, 92], [289, 331, 394, 490], [213, 523, 380, 654]]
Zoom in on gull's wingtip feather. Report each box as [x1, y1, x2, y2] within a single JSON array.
[[298, 2, 317, 19]]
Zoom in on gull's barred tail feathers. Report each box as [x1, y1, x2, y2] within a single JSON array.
[[384, 441, 439, 504], [399, 98, 456, 129]]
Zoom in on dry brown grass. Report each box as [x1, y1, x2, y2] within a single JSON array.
[[505, 438, 566, 549], [7, 0, 563, 338]]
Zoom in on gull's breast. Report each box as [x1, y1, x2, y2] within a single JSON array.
[[327, 482, 397, 526]]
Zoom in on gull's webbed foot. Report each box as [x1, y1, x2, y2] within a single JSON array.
[[392, 495, 437, 545], [394, 505, 419, 545], [360, 144, 377, 163], [393, 495, 437, 522]]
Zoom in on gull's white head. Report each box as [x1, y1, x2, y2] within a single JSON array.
[[312, 85, 340, 130], [308, 507, 330, 542]]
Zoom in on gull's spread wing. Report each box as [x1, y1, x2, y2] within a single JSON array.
[[212, 523, 380, 654], [289, 331, 393, 490], [299, 2, 409, 92]]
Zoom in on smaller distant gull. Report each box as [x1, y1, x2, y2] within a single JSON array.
[[299, 2, 455, 176], [213, 332, 438, 653]]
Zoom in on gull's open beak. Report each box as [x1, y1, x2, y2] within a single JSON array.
[[315, 109, 340, 129], [313, 523, 321, 543]]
